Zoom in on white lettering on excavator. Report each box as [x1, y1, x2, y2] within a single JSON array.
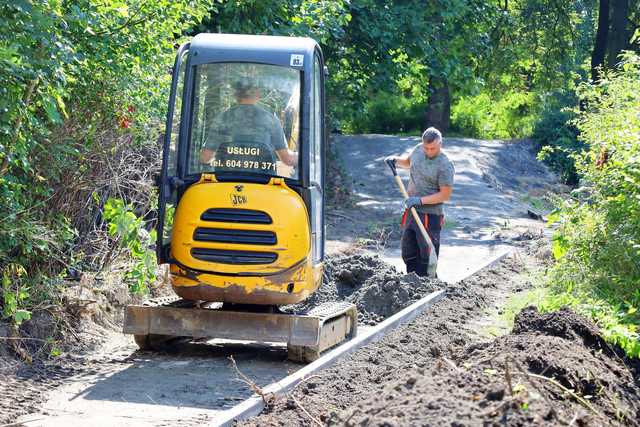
[[227, 146, 261, 156]]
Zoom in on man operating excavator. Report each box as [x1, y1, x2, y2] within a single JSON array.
[[199, 77, 298, 173]]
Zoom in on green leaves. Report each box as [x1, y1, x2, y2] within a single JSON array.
[[43, 95, 62, 124], [551, 234, 568, 261], [13, 309, 32, 325], [103, 198, 157, 295], [542, 52, 640, 358], [1, 264, 31, 325], [1, 0, 212, 309]]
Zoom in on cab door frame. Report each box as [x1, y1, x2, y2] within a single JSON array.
[[306, 48, 327, 264], [156, 43, 189, 263]]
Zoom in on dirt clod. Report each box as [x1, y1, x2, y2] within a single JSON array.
[[513, 306, 613, 353]]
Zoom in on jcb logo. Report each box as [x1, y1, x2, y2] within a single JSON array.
[[231, 194, 247, 206]]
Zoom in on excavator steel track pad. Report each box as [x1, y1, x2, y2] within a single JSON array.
[[124, 299, 357, 363]]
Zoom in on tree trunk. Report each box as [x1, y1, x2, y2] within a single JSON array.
[[607, 0, 631, 68], [424, 78, 450, 132], [591, 0, 610, 82]]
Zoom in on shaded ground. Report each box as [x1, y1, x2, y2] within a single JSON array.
[[241, 246, 640, 427]]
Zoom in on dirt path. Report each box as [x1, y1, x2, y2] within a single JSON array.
[[5, 331, 300, 426], [326, 135, 556, 281], [2, 135, 559, 426]]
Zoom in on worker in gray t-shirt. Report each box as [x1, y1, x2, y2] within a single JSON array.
[[385, 127, 455, 277]]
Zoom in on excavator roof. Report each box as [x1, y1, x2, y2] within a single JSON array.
[[189, 33, 320, 67]]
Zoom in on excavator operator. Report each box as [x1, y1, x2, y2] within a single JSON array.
[[199, 78, 298, 173]]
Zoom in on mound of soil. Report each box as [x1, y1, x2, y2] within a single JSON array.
[[338, 306, 640, 426], [286, 252, 443, 325], [513, 306, 614, 353], [242, 255, 640, 427]]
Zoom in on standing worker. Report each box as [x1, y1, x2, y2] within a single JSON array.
[[385, 127, 455, 277]]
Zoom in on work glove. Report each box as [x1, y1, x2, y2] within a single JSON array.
[[404, 196, 422, 209], [384, 156, 396, 168]]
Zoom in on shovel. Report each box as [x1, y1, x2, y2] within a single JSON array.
[[385, 158, 438, 278]]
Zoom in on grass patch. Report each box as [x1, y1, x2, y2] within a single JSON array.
[[502, 287, 549, 328]]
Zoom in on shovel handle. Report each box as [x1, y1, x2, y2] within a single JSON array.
[[385, 158, 398, 176]]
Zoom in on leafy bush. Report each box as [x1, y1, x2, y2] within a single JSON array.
[[346, 92, 424, 134], [103, 198, 157, 295], [0, 1, 211, 321], [450, 90, 539, 139], [543, 52, 640, 357], [532, 94, 583, 185], [1, 264, 31, 325], [450, 92, 493, 137]]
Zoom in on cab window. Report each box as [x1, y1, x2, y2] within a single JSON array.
[[188, 63, 301, 180]]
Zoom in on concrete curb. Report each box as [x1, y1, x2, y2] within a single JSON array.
[[460, 247, 514, 280], [213, 247, 514, 426]]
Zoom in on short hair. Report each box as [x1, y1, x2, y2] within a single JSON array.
[[233, 77, 259, 98], [422, 127, 442, 144]]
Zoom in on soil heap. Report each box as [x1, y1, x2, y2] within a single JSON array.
[[286, 251, 443, 325], [243, 256, 639, 427], [338, 306, 640, 426]]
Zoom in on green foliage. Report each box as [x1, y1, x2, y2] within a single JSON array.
[[349, 92, 424, 134], [450, 89, 540, 138], [199, 0, 503, 132], [103, 198, 156, 295], [0, 1, 211, 309], [532, 93, 583, 184], [1, 264, 31, 325], [542, 52, 640, 358]]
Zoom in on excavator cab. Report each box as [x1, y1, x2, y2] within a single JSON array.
[[157, 34, 326, 305]]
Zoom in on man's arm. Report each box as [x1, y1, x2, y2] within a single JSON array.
[[405, 185, 452, 210], [419, 186, 452, 204], [270, 114, 299, 167], [395, 156, 410, 168], [276, 148, 298, 166]]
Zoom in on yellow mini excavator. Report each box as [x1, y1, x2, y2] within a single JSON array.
[[123, 33, 356, 362]]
